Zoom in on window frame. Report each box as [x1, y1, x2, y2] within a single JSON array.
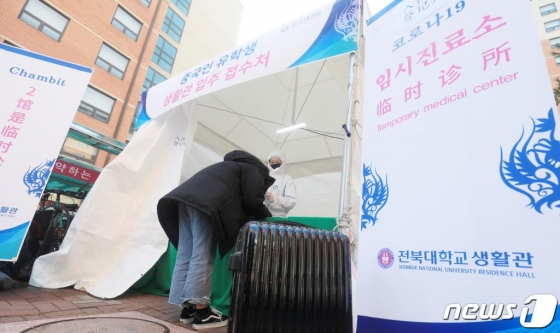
[[151, 36, 177, 73], [550, 37, 560, 49], [143, 67, 167, 90], [77, 86, 116, 123], [60, 137, 99, 164], [111, 6, 142, 41], [139, 0, 151, 7], [18, 0, 69, 42], [162, 8, 185, 43], [95, 43, 130, 80], [170, 0, 192, 16], [545, 19, 560, 32], [540, 3, 558, 15]]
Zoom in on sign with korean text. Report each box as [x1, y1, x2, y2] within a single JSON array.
[[135, 0, 359, 128], [357, 0, 560, 331], [0, 45, 92, 261], [52, 159, 100, 183]]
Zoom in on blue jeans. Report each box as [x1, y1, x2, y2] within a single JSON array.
[[169, 203, 217, 306]]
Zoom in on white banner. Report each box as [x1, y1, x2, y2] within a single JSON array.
[[357, 0, 560, 331], [0, 44, 92, 261], [135, 0, 359, 128]]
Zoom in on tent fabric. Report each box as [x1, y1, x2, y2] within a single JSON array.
[[29, 102, 198, 298], [193, 55, 351, 166]]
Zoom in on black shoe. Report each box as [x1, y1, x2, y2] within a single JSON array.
[[180, 306, 196, 323], [192, 307, 228, 329]]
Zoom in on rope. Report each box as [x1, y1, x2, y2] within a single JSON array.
[[335, 205, 359, 268]]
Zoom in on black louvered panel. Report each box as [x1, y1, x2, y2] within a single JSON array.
[[228, 222, 352, 333]]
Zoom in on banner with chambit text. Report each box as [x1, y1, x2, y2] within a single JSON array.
[[135, 0, 359, 129], [357, 0, 560, 331], [0, 44, 92, 261]]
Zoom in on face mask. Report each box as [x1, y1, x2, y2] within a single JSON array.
[[270, 163, 281, 169]]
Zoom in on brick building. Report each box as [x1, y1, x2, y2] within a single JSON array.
[[532, 0, 560, 103], [0, 0, 242, 168]]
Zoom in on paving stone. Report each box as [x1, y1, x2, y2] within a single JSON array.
[[95, 306, 121, 313], [76, 295, 96, 300], [0, 292, 19, 300], [31, 300, 59, 305], [23, 314, 48, 320], [0, 316, 26, 323], [52, 301, 78, 310], [0, 309, 40, 317], [6, 300, 31, 306], [75, 302, 109, 309], [115, 304, 149, 312], [105, 300, 122, 305], [82, 307, 103, 315], [72, 300, 105, 304], [140, 309, 166, 319], [1, 304, 35, 310], [35, 303, 61, 313], [42, 309, 85, 318]]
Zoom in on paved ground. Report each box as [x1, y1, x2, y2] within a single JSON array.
[[0, 282, 227, 333]]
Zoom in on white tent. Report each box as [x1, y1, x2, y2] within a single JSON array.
[[187, 55, 352, 216], [30, 0, 364, 300]]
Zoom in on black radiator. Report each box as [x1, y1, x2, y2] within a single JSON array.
[[228, 222, 353, 333]]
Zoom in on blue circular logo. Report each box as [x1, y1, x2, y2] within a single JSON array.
[[377, 248, 394, 269]]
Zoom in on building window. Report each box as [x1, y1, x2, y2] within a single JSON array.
[[551, 37, 560, 49], [540, 3, 557, 15], [112, 6, 142, 41], [95, 43, 129, 79], [545, 19, 560, 32], [78, 86, 116, 123], [143, 67, 167, 90], [139, 0, 151, 7], [555, 56, 560, 66], [60, 137, 99, 164], [170, 0, 192, 16], [151, 36, 177, 73], [19, 0, 69, 42], [162, 8, 185, 42]]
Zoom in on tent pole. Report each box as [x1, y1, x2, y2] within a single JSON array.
[[292, 67, 299, 124], [338, 51, 357, 217]]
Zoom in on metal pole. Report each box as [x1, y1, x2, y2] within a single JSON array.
[[338, 52, 357, 217], [291, 67, 299, 124]]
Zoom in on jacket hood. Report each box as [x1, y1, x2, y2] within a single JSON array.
[[224, 150, 270, 175], [267, 149, 287, 174]]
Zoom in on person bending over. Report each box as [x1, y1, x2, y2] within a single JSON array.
[[157, 150, 274, 329]]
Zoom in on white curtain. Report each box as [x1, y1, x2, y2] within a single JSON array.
[[30, 101, 198, 299]]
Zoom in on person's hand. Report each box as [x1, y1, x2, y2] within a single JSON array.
[[265, 192, 275, 203]]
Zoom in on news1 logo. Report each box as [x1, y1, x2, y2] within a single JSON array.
[[443, 294, 558, 328]]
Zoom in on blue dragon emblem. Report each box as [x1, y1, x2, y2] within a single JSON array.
[[23, 159, 54, 197], [500, 108, 560, 213], [361, 164, 389, 230], [334, 0, 359, 42]]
